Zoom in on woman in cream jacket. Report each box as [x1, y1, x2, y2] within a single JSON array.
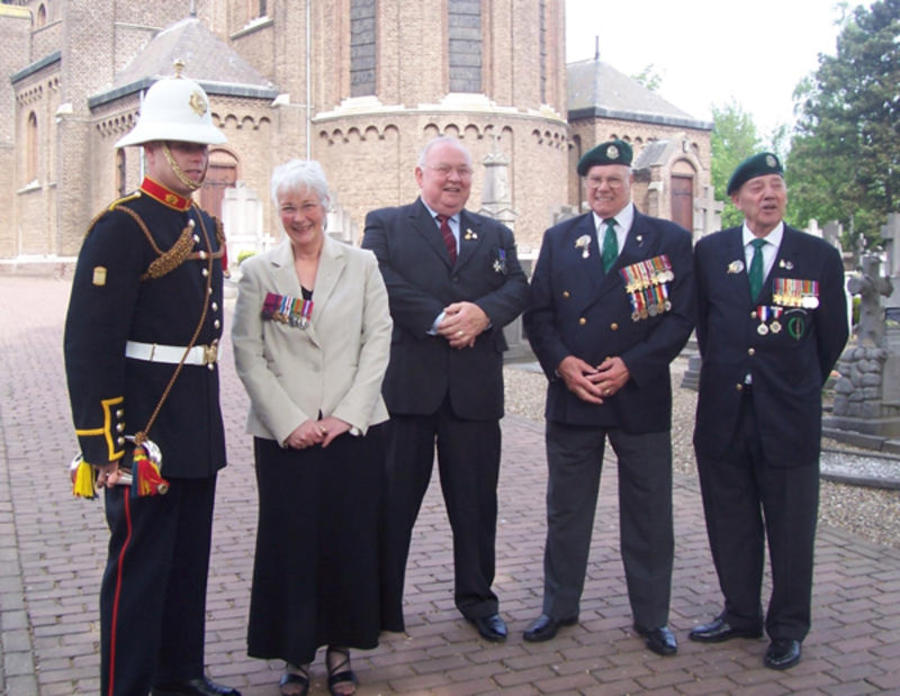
[[232, 159, 397, 696]]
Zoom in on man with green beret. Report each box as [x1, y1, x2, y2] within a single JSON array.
[[523, 139, 696, 655], [690, 152, 848, 670]]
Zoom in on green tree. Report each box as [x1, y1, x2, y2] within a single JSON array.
[[786, 0, 899, 250], [710, 101, 762, 228], [631, 64, 663, 92]]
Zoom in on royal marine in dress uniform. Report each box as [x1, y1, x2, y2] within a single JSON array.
[[523, 140, 696, 656], [63, 66, 241, 696], [689, 153, 849, 670]]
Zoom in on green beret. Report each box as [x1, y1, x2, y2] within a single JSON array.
[[727, 152, 784, 195], [577, 139, 633, 175]]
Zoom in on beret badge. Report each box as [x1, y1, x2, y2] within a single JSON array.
[[766, 154, 777, 168], [606, 145, 619, 159]]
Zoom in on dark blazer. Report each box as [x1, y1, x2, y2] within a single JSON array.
[[64, 193, 226, 478], [361, 198, 529, 420], [524, 209, 695, 433], [693, 224, 848, 466]]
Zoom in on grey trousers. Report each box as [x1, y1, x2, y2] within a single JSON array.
[[541, 422, 674, 629]]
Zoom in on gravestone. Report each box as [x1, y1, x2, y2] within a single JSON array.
[[827, 254, 900, 438], [222, 182, 269, 267], [475, 138, 533, 362]]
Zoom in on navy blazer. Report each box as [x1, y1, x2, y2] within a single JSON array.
[[693, 224, 849, 466], [362, 198, 529, 420], [524, 209, 696, 433]]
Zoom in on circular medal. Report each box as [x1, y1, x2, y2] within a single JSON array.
[[648, 304, 658, 317], [664, 300, 672, 311], [632, 310, 640, 322], [639, 308, 648, 319], [757, 323, 769, 336], [770, 321, 782, 333]]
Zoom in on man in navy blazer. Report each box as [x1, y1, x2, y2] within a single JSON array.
[[362, 136, 529, 642], [690, 152, 848, 670], [522, 140, 695, 655]]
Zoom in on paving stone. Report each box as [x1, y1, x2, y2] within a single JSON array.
[[2, 275, 900, 694]]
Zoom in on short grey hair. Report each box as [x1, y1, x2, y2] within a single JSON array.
[[417, 136, 472, 169], [270, 159, 331, 208]]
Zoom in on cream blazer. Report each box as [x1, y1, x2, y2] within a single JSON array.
[[231, 236, 392, 444]]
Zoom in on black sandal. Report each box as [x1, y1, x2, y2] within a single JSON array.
[[326, 646, 358, 696], [279, 664, 310, 696]]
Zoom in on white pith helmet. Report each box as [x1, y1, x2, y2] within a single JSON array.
[[115, 60, 226, 148]]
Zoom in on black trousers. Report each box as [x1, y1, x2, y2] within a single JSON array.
[[100, 477, 216, 696], [696, 391, 819, 642], [541, 422, 674, 629], [382, 398, 501, 621]]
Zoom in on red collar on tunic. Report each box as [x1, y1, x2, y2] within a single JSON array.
[[139, 177, 193, 211]]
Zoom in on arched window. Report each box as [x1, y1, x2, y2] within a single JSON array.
[[25, 111, 38, 183], [116, 149, 127, 197], [350, 0, 376, 96], [37, 4, 47, 27], [448, 0, 482, 93], [539, 0, 547, 103], [248, 0, 267, 20]]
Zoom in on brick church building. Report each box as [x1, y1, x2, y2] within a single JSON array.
[[0, 0, 713, 264]]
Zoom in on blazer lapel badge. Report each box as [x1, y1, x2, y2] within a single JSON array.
[[575, 234, 591, 258]]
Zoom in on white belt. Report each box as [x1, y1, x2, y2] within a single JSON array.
[[125, 340, 218, 366]]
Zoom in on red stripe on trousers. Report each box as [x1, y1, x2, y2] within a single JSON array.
[[108, 492, 132, 696]]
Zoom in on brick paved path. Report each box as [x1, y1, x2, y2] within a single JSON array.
[[1, 275, 898, 695]]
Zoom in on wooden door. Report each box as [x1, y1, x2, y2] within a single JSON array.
[[671, 175, 693, 232], [199, 149, 238, 219]]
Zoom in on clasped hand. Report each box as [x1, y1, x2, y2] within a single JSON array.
[[284, 416, 351, 449], [557, 355, 630, 404], [437, 301, 489, 349]]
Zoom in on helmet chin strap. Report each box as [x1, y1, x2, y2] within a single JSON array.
[[161, 142, 206, 191]]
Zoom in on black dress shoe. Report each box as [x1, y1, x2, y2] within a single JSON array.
[[467, 613, 508, 642], [151, 677, 242, 696], [523, 613, 578, 642], [634, 624, 678, 656], [764, 639, 802, 670], [688, 616, 763, 643]]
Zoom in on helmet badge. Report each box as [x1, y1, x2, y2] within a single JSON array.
[[189, 91, 208, 117]]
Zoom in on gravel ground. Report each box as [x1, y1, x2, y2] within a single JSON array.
[[503, 356, 900, 549]]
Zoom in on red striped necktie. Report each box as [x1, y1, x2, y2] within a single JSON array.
[[436, 214, 457, 263]]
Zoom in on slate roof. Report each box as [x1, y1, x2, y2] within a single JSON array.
[[89, 16, 277, 109], [567, 58, 712, 131]]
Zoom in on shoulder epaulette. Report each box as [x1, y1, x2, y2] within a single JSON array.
[[82, 192, 142, 239], [107, 191, 141, 211]]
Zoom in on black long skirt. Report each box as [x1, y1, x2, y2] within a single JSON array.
[[247, 426, 402, 665]]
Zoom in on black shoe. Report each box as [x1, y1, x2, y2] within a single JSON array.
[[764, 639, 802, 670], [467, 613, 508, 642], [523, 613, 578, 642], [634, 624, 678, 656], [151, 677, 241, 696], [688, 616, 763, 643]]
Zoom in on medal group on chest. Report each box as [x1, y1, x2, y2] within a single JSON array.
[[754, 278, 819, 339], [619, 255, 674, 322], [262, 292, 314, 329]]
